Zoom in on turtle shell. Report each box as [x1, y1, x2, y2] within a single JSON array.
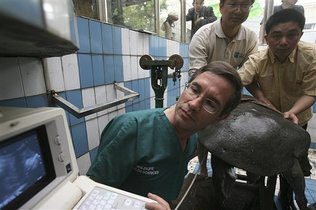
[[198, 99, 311, 176]]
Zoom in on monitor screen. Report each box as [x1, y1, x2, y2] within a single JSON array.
[[0, 125, 56, 210]]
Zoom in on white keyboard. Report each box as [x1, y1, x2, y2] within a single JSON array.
[[76, 186, 148, 210]]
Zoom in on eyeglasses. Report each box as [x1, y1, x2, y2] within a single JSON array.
[[185, 83, 220, 114], [226, 3, 252, 11]]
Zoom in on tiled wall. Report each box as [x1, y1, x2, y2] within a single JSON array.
[[0, 16, 190, 175], [0, 16, 315, 176]]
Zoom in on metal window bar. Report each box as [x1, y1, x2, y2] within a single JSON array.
[[49, 83, 139, 118]]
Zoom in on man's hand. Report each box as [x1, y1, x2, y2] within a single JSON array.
[[145, 193, 171, 210], [195, 17, 204, 26], [283, 111, 299, 124]]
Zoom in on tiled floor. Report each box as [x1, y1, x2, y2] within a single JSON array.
[[187, 148, 316, 206]]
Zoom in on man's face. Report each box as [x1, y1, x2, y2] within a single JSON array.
[[173, 72, 234, 133], [283, 0, 298, 6], [194, 0, 204, 12], [265, 21, 303, 62], [220, 0, 252, 26]]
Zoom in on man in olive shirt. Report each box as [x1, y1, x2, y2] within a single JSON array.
[[238, 9, 316, 209]]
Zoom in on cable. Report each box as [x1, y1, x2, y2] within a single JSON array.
[[174, 155, 207, 210]]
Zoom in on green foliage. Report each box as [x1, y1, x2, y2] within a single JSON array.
[[122, 0, 155, 31]]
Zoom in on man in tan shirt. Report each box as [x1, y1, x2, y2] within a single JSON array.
[[238, 9, 316, 210], [189, 0, 258, 74]]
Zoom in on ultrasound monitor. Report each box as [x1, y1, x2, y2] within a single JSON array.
[[0, 107, 155, 210], [0, 125, 56, 210], [0, 107, 78, 209]]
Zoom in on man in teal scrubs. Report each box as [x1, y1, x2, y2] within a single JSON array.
[[87, 61, 242, 207]]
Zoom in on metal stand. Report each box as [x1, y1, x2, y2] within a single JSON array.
[[139, 54, 183, 108]]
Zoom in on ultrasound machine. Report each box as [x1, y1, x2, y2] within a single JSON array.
[[0, 106, 154, 210]]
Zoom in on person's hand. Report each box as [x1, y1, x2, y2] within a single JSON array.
[[195, 17, 204, 25], [283, 111, 299, 124], [145, 193, 171, 210]]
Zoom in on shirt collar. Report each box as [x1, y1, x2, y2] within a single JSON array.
[[268, 47, 297, 63], [215, 19, 246, 41]]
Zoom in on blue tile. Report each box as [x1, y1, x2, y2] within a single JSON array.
[[167, 79, 173, 107], [242, 87, 252, 96], [70, 122, 89, 158], [305, 178, 316, 203], [65, 89, 84, 126], [0, 97, 27, 107], [26, 94, 49, 108], [77, 17, 91, 53], [144, 78, 151, 109], [92, 55, 105, 86], [52, 92, 72, 125], [183, 58, 190, 72], [89, 147, 99, 163], [180, 43, 189, 57], [112, 27, 122, 55], [70, 16, 79, 48], [131, 80, 139, 102], [78, 54, 94, 88], [113, 55, 123, 82], [102, 24, 114, 54], [139, 79, 144, 102], [149, 36, 158, 56], [158, 37, 167, 57], [139, 79, 145, 110], [104, 55, 115, 84], [89, 20, 103, 54]]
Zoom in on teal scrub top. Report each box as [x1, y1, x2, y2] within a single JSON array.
[[87, 108, 198, 201]]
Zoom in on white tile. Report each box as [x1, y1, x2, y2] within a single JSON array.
[[108, 110, 118, 122], [167, 40, 180, 56], [143, 34, 150, 55], [62, 54, 80, 90], [0, 57, 24, 100], [130, 56, 139, 80], [76, 153, 91, 176], [106, 84, 117, 113], [97, 114, 109, 138], [116, 82, 126, 111], [43, 57, 65, 92], [95, 85, 107, 116], [123, 55, 131, 81], [19, 58, 46, 96], [117, 108, 125, 116], [82, 88, 97, 120], [138, 55, 149, 78], [130, 30, 138, 55], [308, 114, 316, 129], [137, 33, 144, 56], [121, 28, 130, 55], [86, 118, 100, 150]]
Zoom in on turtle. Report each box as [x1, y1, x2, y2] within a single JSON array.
[[198, 97, 312, 210]]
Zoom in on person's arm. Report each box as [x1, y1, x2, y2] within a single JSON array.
[[203, 6, 217, 24], [145, 193, 171, 210], [189, 32, 208, 70], [284, 95, 316, 124], [245, 82, 299, 123], [186, 8, 194, 21], [245, 82, 275, 108]]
